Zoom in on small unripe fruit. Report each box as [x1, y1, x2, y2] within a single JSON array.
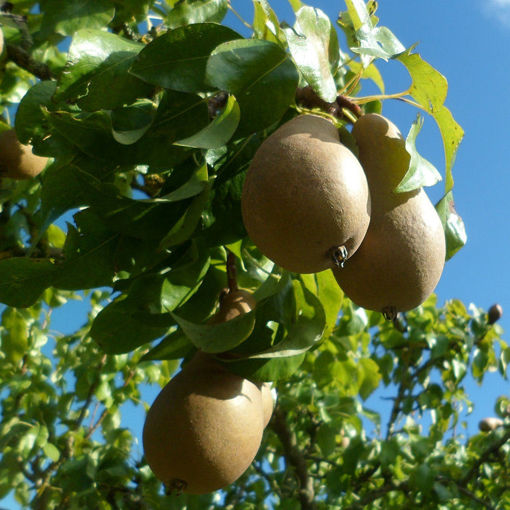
[[488, 304, 503, 325], [479, 417, 503, 432]]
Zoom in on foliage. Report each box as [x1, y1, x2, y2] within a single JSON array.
[[0, 0, 506, 509]]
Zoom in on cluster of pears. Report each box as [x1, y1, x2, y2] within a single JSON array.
[[143, 289, 274, 495], [242, 112, 445, 317], [0, 129, 48, 180]]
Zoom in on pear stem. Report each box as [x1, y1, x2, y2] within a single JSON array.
[[295, 86, 361, 123], [226, 249, 238, 293]]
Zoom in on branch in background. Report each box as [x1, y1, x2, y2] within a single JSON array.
[[6, 44, 54, 80], [270, 406, 317, 510], [461, 427, 510, 486]]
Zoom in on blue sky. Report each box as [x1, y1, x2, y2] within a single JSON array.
[[3, 1, 510, 507]]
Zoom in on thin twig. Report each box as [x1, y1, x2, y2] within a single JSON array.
[[6, 44, 54, 80]]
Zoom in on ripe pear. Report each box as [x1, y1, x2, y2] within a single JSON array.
[[242, 114, 370, 273], [333, 113, 445, 316], [0, 129, 48, 180], [143, 351, 265, 494]]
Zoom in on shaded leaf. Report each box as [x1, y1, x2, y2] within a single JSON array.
[[206, 39, 299, 134], [175, 95, 240, 149], [171, 310, 256, 353], [0, 258, 54, 307], [130, 23, 241, 92], [40, 0, 115, 37], [57, 29, 150, 111], [141, 330, 193, 361]]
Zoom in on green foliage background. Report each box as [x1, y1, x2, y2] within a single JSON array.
[[0, 0, 507, 509]]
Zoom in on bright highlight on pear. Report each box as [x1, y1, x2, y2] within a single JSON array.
[[241, 114, 371, 273], [333, 113, 446, 316]]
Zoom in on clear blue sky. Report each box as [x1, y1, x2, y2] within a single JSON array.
[[4, 1, 510, 507]]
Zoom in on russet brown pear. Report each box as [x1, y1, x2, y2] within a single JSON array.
[[0, 129, 48, 180], [242, 114, 371, 273], [143, 351, 265, 494], [334, 113, 446, 316]]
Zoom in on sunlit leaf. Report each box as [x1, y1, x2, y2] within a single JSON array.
[[130, 23, 241, 92], [284, 6, 339, 102], [436, 191, 467, 260], [396, 114, 442, 192]]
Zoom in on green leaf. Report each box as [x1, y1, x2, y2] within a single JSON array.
[[432, 105, 464, 192], [358, 358, 381, 400], [90, 299, 173, 354], [39, 162, 89, 232], [171, 310, 256, 353], [45, 110, 121, 161], [111, 99, 156, 145], [397, 50, 447, 112], [284, 6, 339, 102], [1, 308, 29, 364], [15, 81, 57, 145], [316, 269, 343, 340], [346, 0, 404, 62], [253, 0, 283, 43], [397, 51, 464, 191], [141, 330, 193, 361], [166, 0, 228, 28], [0, 258, 54, 307], [150, 89, 209, 142], [395, 115, 442, 192], [130, 23, 241, 92], [57, 29, 151, 111], [206, 39, 299, 134], [175, 95, 240, 149], [161, 244, 211, 310], [43, 443, 61, 462], [246, 280, 325, 359], [40, 0, 115, 37], [158, 164, 209, 203], [436, 191, 467, 260], [221, 352, 306, 382]]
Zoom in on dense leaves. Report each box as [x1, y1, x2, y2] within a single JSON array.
[[0, 0, 499, 509]]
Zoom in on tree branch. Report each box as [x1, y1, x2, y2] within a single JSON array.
[[6, 44, 54, 80], [461, 427, 510, 485], [270, 406, 317, 510]]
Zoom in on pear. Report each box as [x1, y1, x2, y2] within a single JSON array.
[[0, 129, 48, 180], [333, 113, 445, 316], [242, 114, 370, 273], [143, 351, 265, 494]]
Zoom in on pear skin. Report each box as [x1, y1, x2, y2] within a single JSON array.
[[242, 114, 370, 273], [0, 129, 48, 180], [334, 114, 445, 315], [143, 352, 264, 494]]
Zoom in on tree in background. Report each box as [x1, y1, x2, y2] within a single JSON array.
[[0, 0, 508, 508]]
